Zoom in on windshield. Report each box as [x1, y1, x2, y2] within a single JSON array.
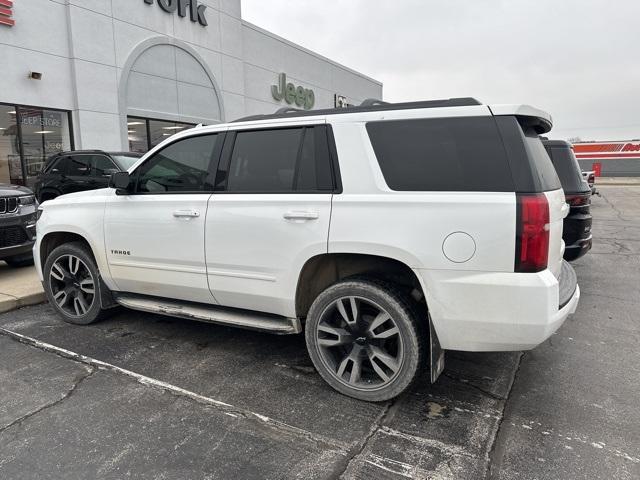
[[112, 155, 141, 170]]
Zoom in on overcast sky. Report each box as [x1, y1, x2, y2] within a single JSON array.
[[242, 0, 640, 141]]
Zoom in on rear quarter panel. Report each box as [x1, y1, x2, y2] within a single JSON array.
[[328, 121, 517, 272]]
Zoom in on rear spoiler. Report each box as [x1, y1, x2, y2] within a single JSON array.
[[489, 104, 553, 134]]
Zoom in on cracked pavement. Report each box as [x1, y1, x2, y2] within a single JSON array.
[[0, 186, 638, 479]]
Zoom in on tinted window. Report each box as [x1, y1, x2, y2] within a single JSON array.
[[93, 155, 118, 176], [366, 117, 514, 191], [227, 128, 301, 192], [136, 134, 218, 193], [296, 128, 334, 191], [55, 155, 90, 176], [545, 146, 589, 193], [521, 129, 561, 192]]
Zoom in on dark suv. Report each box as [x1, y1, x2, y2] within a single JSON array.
[[34, 150, 142, 202], [0, 184, 38, 267], [543, 139, 593, 261]]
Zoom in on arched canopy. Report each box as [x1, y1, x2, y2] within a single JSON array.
[[120, 38, 224, 126]]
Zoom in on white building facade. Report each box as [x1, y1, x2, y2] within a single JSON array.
[[0, 0, 382, 186]]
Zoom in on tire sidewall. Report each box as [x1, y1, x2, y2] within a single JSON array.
[[43, 242, 103, 325], [305, 279, 423, 402]]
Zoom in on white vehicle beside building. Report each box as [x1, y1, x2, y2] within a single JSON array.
[[34, 98, 580, 401]]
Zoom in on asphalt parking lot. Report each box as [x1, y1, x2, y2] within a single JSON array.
[[0, 186, 638, 479]]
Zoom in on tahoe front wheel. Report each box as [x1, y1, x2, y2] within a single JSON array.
[[305, 278, 426, 402], [43, 242, 107, 325]]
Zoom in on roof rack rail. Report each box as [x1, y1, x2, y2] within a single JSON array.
[[231, 97, 482, 123], [275, 107, 304, 114], [360, 98, 389, 107]]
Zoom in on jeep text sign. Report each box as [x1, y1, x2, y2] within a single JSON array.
[[271, 73, 315, 110], [143, 0, 207, 27]]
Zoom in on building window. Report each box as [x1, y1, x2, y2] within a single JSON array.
[[0, 103, 73, 187], [127, 117, 196, 153]]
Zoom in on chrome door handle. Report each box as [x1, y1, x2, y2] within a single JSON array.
[[283, 211, 320, 221], [173, 209, 200, 218]]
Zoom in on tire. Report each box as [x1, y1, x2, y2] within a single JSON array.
[[4, 253, 35, 268], [305, 278, 427, 402], [43, 242, 107, 325]]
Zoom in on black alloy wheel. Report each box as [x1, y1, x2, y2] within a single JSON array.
[[305, 278, 426, 402], [44, 242, 107, 325], [316, 296, 403, 389], [49, 254, 96, 317]]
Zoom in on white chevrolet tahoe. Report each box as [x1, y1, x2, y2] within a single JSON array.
[[34, 98, 580, 401]]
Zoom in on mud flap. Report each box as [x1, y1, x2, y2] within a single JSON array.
[[98, 276, 118, 309], [429, 314, 445, 383]]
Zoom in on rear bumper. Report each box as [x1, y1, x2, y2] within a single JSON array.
[[564, 236, 592, 261], [415, 261, 580, 352], [563, 211, 592, 261]]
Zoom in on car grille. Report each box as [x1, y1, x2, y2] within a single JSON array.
[[0, 226, 28, 248], [0, 197, 19, 214]]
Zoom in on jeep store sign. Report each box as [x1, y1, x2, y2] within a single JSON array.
[[143, 0, 207, 27]]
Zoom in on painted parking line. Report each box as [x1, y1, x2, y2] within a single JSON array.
[[0, 327, 347, 451]]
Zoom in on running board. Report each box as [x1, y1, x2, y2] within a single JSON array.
[[114, 294, 301, 335]]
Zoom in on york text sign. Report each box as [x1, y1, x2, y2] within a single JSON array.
[[143, 0, 207, 27], [271, 73, 315, 110]]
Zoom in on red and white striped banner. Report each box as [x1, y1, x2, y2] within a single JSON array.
[[0, 0, 14, 27], [573, 142, 640, 160]]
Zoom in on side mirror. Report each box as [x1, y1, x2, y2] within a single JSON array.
[[109, 171, 131, 194]]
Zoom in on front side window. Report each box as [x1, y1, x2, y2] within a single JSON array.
[[224, 126, 335, 193], [135, 134, 218, 193], [53, 155, 90, 176]]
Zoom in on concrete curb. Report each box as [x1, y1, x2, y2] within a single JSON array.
[[596, 177, 640, 186], [0, 291, 46, 314]]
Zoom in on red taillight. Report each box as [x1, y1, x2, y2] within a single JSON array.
[[565, 194, 590, 207], [515, 194, 549, 273]]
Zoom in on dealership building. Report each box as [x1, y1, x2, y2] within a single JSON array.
[[0, 0, 382, 187]]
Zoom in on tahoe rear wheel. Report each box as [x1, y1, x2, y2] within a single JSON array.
[[43, 242, 106, 325], [305, 278, 426, 402]]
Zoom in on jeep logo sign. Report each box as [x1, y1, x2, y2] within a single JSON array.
[[271, 73, 315, 110], [143, 0, 207, 27]]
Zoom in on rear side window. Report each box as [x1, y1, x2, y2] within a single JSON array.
[[366, 117, 514, 191], [223, 126, 335, 193], [521, 129, 561, 192], [545, 146, 589, 193]]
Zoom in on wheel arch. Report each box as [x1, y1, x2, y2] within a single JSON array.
[[39, 231, 95, 269], [295, 253, 427, 319], [38, 189, 61, 202]]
